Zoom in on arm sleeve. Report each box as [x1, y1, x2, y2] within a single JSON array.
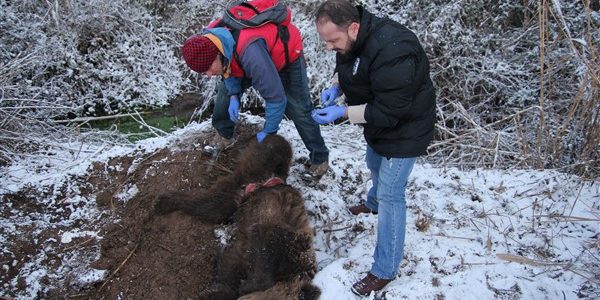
[[364, 43, 419, 128], [263, 100, 286, 133], [239, 39, 287, 133], [223, 77, 242, 96], [239, 39, 287, 102]]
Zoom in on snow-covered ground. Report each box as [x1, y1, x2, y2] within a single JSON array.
[[1, 116, 599, 299]]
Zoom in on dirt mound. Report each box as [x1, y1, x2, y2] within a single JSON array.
[[80, 125, 261, 299]]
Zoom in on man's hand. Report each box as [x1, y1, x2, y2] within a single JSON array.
[[256, 131, 268, 143], [228, 95, 240, 123], [320, 85, 341, 107], [311, 105, 347, 124]]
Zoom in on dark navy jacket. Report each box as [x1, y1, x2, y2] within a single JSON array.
[[337, 7, 436, 157]]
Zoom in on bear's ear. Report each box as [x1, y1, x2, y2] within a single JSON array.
[[299, 282, 321, 300]]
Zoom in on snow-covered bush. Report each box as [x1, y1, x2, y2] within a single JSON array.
[[0, 0, 186, 116], [0, 0, 598, 175], [0, 0, 209, 166], [350, 0, 598, 176]]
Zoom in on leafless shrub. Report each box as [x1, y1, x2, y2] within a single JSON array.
[[1, 0, 185, 117], [351, 0, 599, 177], [0, 0, 190, 165], [0, 0, 598, 177]]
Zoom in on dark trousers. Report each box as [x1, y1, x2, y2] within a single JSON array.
[[212, 56, 329, 165]]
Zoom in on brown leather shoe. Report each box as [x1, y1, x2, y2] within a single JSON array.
[[349, 203, 377, 216], [351, 272, 392, 296]]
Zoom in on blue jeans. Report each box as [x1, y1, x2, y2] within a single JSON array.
[[364, 145, 417, 279], [212, 56, 329, 165]]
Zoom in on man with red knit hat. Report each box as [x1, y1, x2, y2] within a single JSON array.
[[181, 37, 221, 75], [182, 21, 329, 178]]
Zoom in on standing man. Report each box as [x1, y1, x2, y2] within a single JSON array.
[[312, 0, 436, 296], [181, 8, 329, 177]]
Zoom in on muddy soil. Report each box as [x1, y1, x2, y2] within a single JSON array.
[[77, 124, 260, 299]]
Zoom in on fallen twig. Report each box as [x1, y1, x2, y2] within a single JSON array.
[[323, 225, 353, 233], [63, 237, 97, 251], [429, 233, 478, 241], [496, 253, 569, 267], [51, 112, 153, 124], [99, 243, 139, 291], [158, 243, 174, 253], [535, 214, 599, 222]]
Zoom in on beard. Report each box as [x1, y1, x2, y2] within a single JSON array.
[[334, 38, 356, 55]]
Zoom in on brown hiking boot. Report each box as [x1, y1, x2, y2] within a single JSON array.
[[349, 203, 377, 216], [212, 134, 236, 149], [308, 161, 329, 177], [351, 272, 392, 296], [299, 160, 328, 183]]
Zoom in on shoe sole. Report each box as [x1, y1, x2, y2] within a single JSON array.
[[352, 211, 378, 215], [349, 207, 378, 216], [350, 286, 369, 296], [300, 173, 323, 183]]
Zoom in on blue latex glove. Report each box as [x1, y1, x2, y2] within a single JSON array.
[[228, 95, 240, 123], [311, 105, 347, 124], [256, 131, 268, 143], [321, 85, 341, 107]]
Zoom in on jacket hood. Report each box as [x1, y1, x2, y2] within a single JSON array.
[[203, 27, 235, 61], [350, 6, 373, 56]]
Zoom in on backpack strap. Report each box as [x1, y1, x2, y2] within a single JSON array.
[[238, 2, 260, 14], [215, 19, 243, 65], [230, 29, 243, 65], [277, 24, 291, 66]]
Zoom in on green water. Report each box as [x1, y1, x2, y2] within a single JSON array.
[[92, 113, 189, 142]]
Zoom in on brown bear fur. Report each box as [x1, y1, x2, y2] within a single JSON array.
[[155, 134, 320, 300], [155, 134, 293, 223]]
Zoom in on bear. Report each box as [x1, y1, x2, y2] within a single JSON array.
[[155, 134, 320, 300]]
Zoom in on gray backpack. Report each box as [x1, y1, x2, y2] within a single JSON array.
[[220, 0, 290, 30]]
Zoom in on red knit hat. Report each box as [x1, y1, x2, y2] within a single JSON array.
[[182, 35, 220, 73]]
